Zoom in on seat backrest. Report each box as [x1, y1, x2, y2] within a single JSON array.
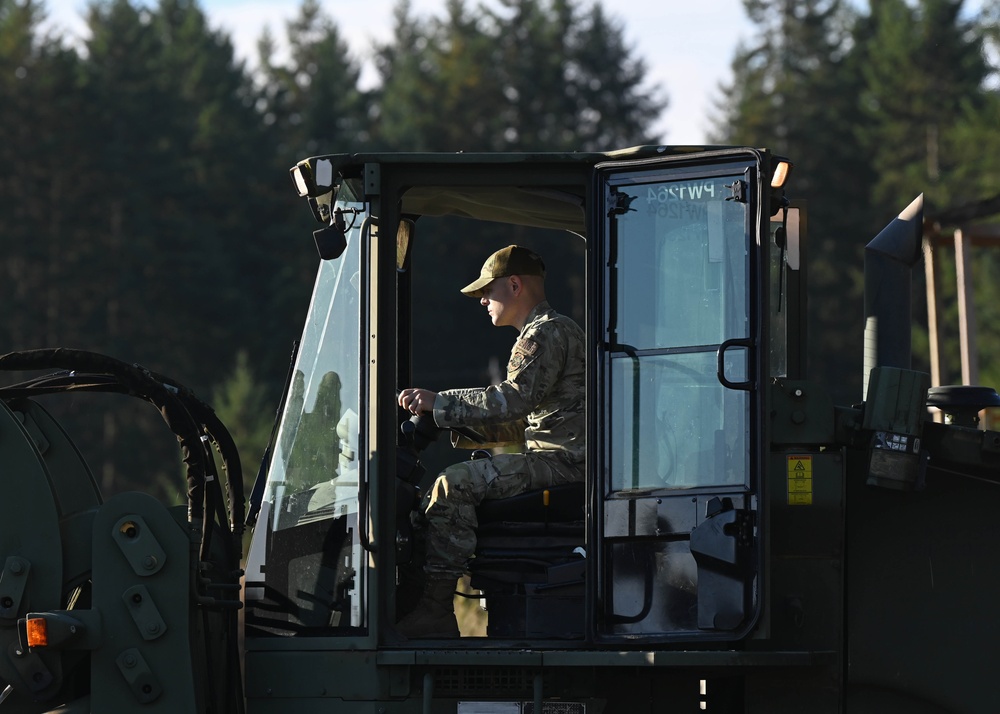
[[476, 481, 584, 525]]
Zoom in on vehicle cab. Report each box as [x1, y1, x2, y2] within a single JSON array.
[[242, 147, 809, 712]]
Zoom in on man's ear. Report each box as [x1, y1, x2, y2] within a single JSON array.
[[509, 275, 522, 295]]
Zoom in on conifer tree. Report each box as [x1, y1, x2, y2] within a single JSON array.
[[259, 0, 369, 158], [716, 0, 871, 401], [374, 0, 663, 152], [855, 0, 999, 389], [0, 0, 85, 349], [854, 0, 990, 210], [373, 0, 505, 150]]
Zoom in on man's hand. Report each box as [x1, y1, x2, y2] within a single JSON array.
[[398, 388, 438, 415]]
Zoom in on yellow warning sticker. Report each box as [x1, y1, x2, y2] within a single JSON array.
[[787, 455, 813, 505]]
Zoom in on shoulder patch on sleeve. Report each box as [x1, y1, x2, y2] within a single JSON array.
[[519, 338, 540, 356], [508, 337, 541, 376]]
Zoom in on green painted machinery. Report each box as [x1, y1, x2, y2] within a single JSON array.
[[2, 147, 999, 712]]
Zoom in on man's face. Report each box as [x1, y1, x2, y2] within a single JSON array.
[[480, 277, 516, 327]]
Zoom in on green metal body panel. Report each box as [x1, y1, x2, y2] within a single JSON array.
[[0, 401, 68, 707], [89, 492, 198, 711], [846, 451, 1000, 711]]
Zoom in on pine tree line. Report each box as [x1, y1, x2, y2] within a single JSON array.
[[0, 0, 664, 498]]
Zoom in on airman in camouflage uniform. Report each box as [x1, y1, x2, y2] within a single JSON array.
[[397, 245, 585, 638]]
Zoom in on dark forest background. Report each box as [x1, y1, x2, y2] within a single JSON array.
[[2, 0, 999, 502]]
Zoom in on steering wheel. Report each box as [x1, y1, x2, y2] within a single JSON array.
[[400, 412, 486, 451]]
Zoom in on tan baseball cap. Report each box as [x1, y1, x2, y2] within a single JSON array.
[[460, 245, 546, 297]]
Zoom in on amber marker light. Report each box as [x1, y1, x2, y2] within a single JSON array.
[[771, 159, 793, 189], [25, 617, 48, 647]]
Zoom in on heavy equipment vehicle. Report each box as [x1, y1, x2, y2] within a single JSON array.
[[1, 146, 999, 713]]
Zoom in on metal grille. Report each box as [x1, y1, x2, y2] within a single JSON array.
[[433, 668, 537, 696]]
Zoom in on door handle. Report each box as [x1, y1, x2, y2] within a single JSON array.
[[717, 338, 754, 391]]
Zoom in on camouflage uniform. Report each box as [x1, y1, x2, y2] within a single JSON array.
[[422, 301, 585, 577]]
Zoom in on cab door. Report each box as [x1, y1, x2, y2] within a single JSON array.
[[595, 152, 766, 641]]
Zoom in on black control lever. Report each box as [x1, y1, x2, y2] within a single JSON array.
[[401, 412, 444, 451]]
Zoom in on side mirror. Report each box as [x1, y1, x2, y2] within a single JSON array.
[[313, 225, 347, 260]]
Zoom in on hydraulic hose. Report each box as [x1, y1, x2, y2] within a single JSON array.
[[0, 348, 246, 573]]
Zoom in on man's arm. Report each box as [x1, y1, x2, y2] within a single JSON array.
[[433, 321, 567, 429], [398, 387, 526, 447]]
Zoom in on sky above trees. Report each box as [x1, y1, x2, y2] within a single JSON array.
[[36, 0, 762, 143]]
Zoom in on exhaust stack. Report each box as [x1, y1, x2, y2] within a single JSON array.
[[863, 194, 924, 399]]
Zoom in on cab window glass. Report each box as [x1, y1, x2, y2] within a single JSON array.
[[608, 173, 749, 492]]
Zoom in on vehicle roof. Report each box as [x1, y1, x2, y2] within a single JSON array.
[[305, 144, 729, 173], [298, 145, 752, 232]]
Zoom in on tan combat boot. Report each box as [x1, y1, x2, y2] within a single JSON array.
[[396, 577, 460, 638]]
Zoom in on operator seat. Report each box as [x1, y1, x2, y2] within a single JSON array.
[[468, 481, 586, 638], [397, 414, 587, 637]]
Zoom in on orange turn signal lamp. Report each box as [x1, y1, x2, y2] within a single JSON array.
[[20, 612, 88, 650], [25, 617, 48, 647]]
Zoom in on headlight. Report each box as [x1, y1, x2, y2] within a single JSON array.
[[289, 158, 338, 197]]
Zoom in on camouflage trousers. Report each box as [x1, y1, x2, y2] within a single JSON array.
[[420, 451, 584, 578]]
